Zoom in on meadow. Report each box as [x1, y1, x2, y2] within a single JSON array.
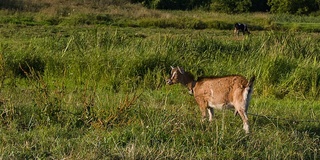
[[0, 2, 320, 159]]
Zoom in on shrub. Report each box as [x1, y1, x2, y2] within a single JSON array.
[[133, 0, 212, 10], [211, 0, 252, 13], [268, 0, 320, 15]]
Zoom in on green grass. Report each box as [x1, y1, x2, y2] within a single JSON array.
[[0, 25, 319, 159], [0, 3, 320, 159], [1, 4, 320, 32]]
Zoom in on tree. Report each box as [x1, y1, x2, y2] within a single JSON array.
[[211, 0, 252, 13], [0, 0, 23, 10], [268, 0, 320, 14], [250, 0, 270, 12], [132, 0, 212, 10]]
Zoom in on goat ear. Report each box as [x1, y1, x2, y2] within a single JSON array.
[[177, 66, 185, 74], [170, 66, 174, 69]]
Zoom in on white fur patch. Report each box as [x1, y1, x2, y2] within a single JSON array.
[[243, 122, 249, 134], [243, 87, 249, 101], [243, 86, 253, 112], [171, 71, 177, 80], [208, 102, 233, 110], [207, 108, 213, 121]]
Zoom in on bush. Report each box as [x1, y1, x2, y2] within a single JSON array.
[[268, 0, 320, 15], [133, 0, 212, 10], [0, 0, 24, 10], [211, 0, 252, 13], [0, 0, 50, 12]]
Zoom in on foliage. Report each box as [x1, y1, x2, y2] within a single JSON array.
[[211, 0, 252, 13], [0, 0, 50, 12], [132, 0, 212, 10], [250, 0, 270, 12], [0, 0, 24, 10], [2, 0, 320, 15], [268, 0, 320, 15]]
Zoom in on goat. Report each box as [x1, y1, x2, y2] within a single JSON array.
[[166, 66, 255, 134], [234, 23, 251, 36]]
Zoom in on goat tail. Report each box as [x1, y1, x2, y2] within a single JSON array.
[[247, 76, 255, 89], [243, 75, 255, 113]]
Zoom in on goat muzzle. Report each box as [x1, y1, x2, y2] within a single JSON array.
[[166, 79, 173, 85]]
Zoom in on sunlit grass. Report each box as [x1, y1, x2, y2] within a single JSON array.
[[0, 7, 320, 159], [0, 2, 319, 32]]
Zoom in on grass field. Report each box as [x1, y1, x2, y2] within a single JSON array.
[[0, 1, 320, 159]]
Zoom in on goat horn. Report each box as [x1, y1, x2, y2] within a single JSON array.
[[177, 66, 185, 74]]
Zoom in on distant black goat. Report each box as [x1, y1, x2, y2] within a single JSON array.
[[234, 23, 251, 36]]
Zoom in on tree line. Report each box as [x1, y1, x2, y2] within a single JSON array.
[[131, 0, 320, 15], [1, 0, 320, 15]]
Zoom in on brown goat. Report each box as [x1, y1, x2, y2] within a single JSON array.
[[167, 66, 255, 134]]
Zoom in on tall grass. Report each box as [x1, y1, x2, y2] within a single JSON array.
[[1, 25, 319, 103], [1, 1, 320, 32], [0, 22, 319, 158]]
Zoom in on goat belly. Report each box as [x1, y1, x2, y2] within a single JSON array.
[[208, 101, 234, 110]]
